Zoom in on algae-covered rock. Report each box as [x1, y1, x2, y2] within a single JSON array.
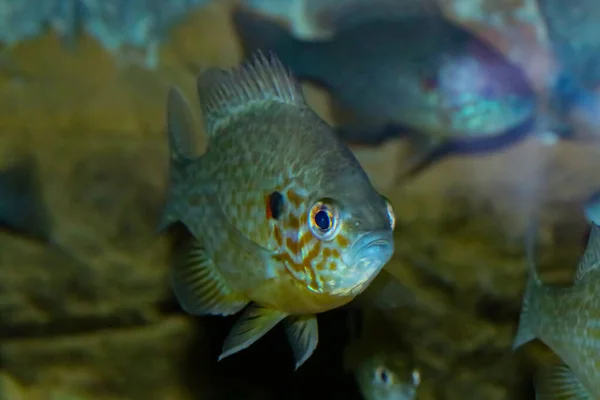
[[0, 372, 24, 400], [0, 317, 200, 400], [0, 134, 170, 329]]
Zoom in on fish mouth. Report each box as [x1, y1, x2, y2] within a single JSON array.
[[344, 230, 395, 296], [397, 385, 419, 400]]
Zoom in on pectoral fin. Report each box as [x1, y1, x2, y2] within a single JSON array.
[[219, 305, 288, 361], [535, 363, 591, 400], [284, 315, 319, 370], [335, 123, 403, 146], [170, 234, 248, 316]]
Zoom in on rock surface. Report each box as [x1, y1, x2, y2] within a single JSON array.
[[0, 0, 597, 399]]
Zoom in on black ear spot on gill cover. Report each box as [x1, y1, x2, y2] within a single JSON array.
[[268, 191, 284, 220]]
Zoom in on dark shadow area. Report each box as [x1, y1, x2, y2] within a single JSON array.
[[176, 299, 361, 399]]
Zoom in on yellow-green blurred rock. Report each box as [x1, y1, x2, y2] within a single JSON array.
[[0, 317, 200, 400]]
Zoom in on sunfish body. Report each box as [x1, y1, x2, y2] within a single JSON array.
[[513, 222, 600, 398], [232, 7, 536, 178], [158, 52, 396, 369]]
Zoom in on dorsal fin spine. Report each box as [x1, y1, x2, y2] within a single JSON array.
[[196, 51, 306, 137]]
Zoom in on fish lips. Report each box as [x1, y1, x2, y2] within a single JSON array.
[[397, 384, 419, 400], [344, 230, 395, 296]]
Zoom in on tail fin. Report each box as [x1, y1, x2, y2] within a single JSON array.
[[156, 88, 198, 232], [232, 7, 308, 76], [513, 216, 543, 350]]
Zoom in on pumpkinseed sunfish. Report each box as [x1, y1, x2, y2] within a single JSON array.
[[232, 7, 536, 179], [158, 52, 396, 369], [0, 156, 52, 242], [344, 308, 421, 400], [513, 221, 600, 397]]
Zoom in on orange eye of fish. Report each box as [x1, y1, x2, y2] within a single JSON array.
[[309, 199, 340, 241], [383, 196, 396, 231]]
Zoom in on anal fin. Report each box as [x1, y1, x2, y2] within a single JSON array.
[[219, 304, 288, 361], [535, 363, 591, 400], [330, 99, 402, 147], [335, 123, 403, 146], [395, 132, 447, 183], [170, 234, 248, 316], [284, 315, 319, 370]]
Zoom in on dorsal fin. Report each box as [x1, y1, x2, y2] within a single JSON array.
[[575, 223, 600, 283], [196, 51, 306, 136]]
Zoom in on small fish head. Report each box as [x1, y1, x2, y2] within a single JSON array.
[[433, 39, 536, 137], [276, 168, 395, 298], [356, 353, 421, 400]]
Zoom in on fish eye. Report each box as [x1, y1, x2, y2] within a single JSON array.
[[411, 369, 421, 386], [420, 75, 438, 92], [309, 199, 340, 240], [383, 196, 396, 230], [374, 366, 392, 386]]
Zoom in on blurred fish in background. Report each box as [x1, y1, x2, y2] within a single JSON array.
[[0, 154, 86, 267], [232, 0, 538, 180], [159, 53, 396, 369], [0, 155, 52, 243], [238, 0, 438, 40], [344, 307, 421, 400], [513, 221, 600, 398], [537, 0, 600, 141]]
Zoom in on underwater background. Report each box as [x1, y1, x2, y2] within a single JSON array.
[[1, 0, 600, 399]]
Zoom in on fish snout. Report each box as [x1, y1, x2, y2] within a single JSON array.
[[342, 230, 395, 296]]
